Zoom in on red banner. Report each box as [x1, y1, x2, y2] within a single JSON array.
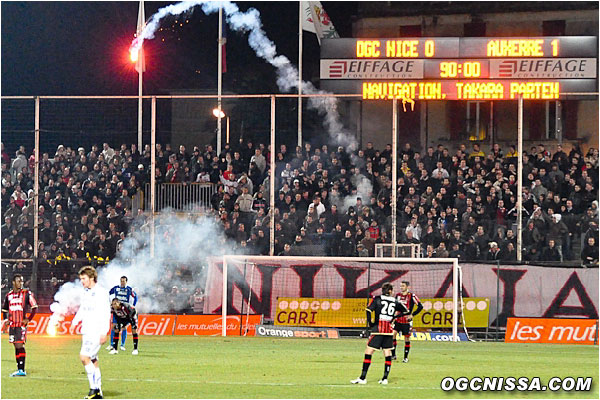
[[20, 313, 176, 336], [14, 313, 261, 336], [506, 317, 599, 345]]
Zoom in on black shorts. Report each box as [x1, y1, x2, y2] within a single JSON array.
[[114, 314, 138, 331], [8, 326, 27, 344], [367, 334, 394, 350], [394, 322, 412, 336]]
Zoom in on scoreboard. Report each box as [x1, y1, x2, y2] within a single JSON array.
[[320, 37, 598, 101]]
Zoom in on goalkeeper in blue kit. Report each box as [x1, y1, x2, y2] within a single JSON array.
[[108, 276, 137, 352]]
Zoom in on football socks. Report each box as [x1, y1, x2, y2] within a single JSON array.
[[85, 363, 97, 389], [112, 331, 120, 349], [383, 356, 392, 379], [15, 347, 26, 371], [360, 354, 372, 380]]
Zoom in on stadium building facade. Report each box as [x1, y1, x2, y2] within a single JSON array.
[[322, 2, 599, 154]]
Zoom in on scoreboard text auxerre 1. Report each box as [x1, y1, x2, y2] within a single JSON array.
[[319, 37, 598, 101]]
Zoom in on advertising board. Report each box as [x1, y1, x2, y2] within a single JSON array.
[[273, 297, 489, 328], [505, 318, 598, 345]]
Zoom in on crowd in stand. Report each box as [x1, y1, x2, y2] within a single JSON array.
[[1, 137, 599, 276]]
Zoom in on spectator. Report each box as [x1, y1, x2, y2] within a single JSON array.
[[581, 237, 599, 266], [540, 239, 561, 262], [357, 243, 369, 257], [339, 230, 356, 256], [250, 148, 266, 174], [485, 242, 502, 261], [449, 242, 466, 260]]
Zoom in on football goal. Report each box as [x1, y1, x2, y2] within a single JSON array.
[[204, 256, 464, 341]]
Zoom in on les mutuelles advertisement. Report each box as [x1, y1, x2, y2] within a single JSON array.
[[505, 318, 599, 345], [274, 297, 490, 328], [14, 314, 262, 336]]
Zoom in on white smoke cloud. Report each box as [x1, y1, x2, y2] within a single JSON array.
[[130, 1, 357, 150], [48, 211, 242, 327]]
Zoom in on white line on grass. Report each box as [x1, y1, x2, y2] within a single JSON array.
[[22, 375, 438, 390]]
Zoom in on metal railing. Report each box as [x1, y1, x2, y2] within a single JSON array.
[[143, 183, 216, 212], [375, 243, 422, 258]]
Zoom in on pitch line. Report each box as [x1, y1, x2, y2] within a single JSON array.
[[21, 375, 438, 390]]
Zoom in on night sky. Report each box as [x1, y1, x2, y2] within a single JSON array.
[[1, 1, 357, 96]]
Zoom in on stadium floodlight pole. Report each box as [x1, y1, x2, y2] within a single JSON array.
[[516, 94, 524, 260], [138, 70, 143, 154], [297, 2, 303, 147], [32, 96, 40, 293], [137, 0, 145, 155], [33, 96, 40, 260], [216, 5, 223, 155], [150, 96, 156, 258], [392, 99, 398, 256], [269, 95, 276, 256]]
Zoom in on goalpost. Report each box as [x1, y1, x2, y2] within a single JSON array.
[[213, 256, 462, 340]]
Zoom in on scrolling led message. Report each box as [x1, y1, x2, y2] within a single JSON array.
[[362, 81, 560, 101], [320, 37, 598, 100]]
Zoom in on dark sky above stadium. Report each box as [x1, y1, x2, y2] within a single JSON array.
[[1, 1, 356, 96]]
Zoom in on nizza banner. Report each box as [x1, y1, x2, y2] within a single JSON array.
[[274, 297, 489, 328], [205, 259, 598, 327]]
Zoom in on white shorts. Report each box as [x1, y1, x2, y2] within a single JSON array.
[[80, 335, 101, 359]]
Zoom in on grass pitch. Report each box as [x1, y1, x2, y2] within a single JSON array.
[[1, 335, 598, 399]]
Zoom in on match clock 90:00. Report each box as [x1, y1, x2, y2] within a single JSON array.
[[439, 61, 482, 78]]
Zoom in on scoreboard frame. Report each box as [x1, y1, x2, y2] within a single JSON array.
[[320, 37, 598, 101]]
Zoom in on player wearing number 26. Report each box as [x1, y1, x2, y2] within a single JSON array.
[[351, 283, 409, 385]]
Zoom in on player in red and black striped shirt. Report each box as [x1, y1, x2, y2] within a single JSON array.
[[392, 281, 423, 362], [351, 283, 409, 385], [1, 274, 38, 377]]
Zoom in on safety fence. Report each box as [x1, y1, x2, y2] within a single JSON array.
[[142, 183, 216, 213]]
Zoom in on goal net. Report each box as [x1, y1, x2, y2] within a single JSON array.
[[204, 256, 466, 341]]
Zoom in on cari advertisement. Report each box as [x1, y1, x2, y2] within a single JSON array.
[[415, 298, 490, 328], [274, 297, 489, 328], [275, 297, 369, 327], [505, 318, 599, 345]]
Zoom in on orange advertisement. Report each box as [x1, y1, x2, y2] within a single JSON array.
[[174, 315, 262, 336], [505, 318, 599, 345], [20, 313, 176, 336]]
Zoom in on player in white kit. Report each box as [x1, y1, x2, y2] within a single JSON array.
[[71, 266, 111, 399]]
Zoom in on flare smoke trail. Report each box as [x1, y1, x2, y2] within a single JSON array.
[[48, 212, 239, 330], [130, 0, 356, 150]]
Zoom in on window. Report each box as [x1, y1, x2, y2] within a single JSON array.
[[464, 22, 486, 37], [466, 101, 489, 141], [399, 24, 421, 37], [542, 20, 566, 36]]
